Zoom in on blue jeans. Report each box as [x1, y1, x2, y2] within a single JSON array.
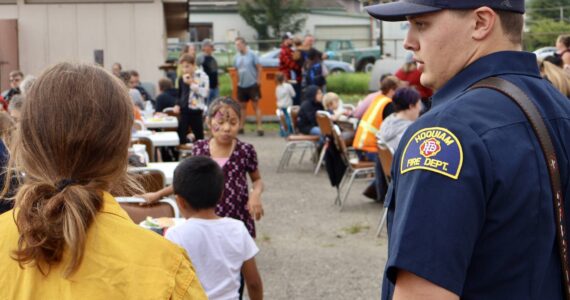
[[279, 108, 294, 137]]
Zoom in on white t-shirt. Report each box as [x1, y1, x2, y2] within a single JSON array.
[[165, 217, 259, 300], [275, 82, 295, 109]]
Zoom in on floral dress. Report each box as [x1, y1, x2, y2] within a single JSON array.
[[192, 139, 258, 237]]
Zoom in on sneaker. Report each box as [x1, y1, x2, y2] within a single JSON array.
[[257, 130, 264, 137]]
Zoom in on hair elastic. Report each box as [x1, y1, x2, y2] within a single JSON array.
[[56, 179, 77, 192]]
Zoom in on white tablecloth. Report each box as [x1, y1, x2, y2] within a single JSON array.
[[131, 162, 178, 185], [143, 117, 178, 129], [134, 131, 180, 147]]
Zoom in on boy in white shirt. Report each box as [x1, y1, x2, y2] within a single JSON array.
[[166, 156, 263, 300]]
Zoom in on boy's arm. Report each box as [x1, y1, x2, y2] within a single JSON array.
[[241, 257, 263, 300], [248, 170, 264, 221]]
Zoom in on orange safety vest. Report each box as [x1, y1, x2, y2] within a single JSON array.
[[352, 94, 392, 153]]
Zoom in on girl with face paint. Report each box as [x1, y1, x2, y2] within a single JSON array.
[[141, 97, 265, 238]]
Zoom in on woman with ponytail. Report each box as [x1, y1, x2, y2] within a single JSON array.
[[0, 63, 206, 299]]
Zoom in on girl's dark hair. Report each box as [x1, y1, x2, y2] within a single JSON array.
[[207, 97, 242, 120], [392, 87, 421, 112], [7, 62, 139, 277]]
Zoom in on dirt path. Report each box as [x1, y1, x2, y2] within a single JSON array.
[[241, 132, 388, 300]]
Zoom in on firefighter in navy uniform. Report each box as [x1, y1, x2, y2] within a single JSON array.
[[366, 1, 570, 299]]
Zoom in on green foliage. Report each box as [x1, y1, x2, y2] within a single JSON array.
[[219, 73, 232, 97], [327, 72, 371, 95], [527, 0, 570, 21], [238, 0, 306, 42], [525, 18, 570, 50], [525, 0, 570, 50]]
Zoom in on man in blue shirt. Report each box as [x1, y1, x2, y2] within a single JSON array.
[[234, 37, 263, 136], [367, 1, 570, 299]]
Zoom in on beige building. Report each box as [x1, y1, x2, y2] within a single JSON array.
[[0, 0, 186, 91]]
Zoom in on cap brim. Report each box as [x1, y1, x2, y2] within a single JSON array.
[[366, 1, 442, 22]]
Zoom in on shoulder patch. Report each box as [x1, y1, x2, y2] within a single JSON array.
[[400, 127, 463, 180]]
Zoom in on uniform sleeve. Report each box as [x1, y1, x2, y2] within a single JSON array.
[[172, 251, 208, 300], [244, 143, 259, 173], [386, 115, 493, 296]]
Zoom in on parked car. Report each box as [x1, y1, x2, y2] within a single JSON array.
[[533, 46, 557, 60], [325, 40, 381, 73], [259, 49, 355, 73]]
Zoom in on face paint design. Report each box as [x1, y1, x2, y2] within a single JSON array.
[[211, 110, 224, 132]]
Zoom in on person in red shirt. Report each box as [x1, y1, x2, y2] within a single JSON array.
[[279, 33, 301, 81], [395, 53, 433, 101]]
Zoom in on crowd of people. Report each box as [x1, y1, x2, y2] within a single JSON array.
[[3, 2, 570, 297]]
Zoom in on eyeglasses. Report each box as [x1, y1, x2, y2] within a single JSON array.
[[9, 78, 21, 83]]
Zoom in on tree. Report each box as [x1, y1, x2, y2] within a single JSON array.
[[527, 0, 570, 22], [525, 18, 570, 50], [238, 0, 306, 44], [525, 0, 570, 50]]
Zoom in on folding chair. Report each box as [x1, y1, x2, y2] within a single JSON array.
[[376, 140, 394, 237], [331, 121, 376, 211], [314, 111, 335, 175], [133, 137, 155, 162], [276, 107, 319, 173], [134, 120, 146, 131], [130, 168, 166, 193]]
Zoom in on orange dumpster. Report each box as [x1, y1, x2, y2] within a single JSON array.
[[228, 67, 279, 119]]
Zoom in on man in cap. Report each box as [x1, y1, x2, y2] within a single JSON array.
[[367, 1, 570, 299], [197, 39, 219, 107]]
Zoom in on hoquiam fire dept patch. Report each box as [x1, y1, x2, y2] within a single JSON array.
[[400, 127, 464, 180]]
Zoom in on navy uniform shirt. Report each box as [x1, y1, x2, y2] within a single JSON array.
[[382, 51, 570, 299]]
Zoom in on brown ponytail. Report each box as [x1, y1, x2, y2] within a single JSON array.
[[7, 62, 138, 276]]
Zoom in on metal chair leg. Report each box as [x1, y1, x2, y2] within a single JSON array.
[[299, 148, 307, 164], [314, 142, 328, 175], [277, 147, 290, 173], [340, 171, 357, 211], [376, 207, 388, 237]]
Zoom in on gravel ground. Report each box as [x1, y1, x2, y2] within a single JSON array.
[[240, 131, 388, 300]]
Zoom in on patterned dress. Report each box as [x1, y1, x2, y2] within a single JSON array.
[[192, 139, 258, 237]]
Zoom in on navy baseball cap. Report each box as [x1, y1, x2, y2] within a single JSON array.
[[366, 0, 525, 22]]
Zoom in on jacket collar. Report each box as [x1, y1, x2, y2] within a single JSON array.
[[432, 51, 541, 108]]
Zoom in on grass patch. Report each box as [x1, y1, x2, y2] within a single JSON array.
[[342, 223, 370, 235], [260, 233, 271, 242], [219, 73, 232, 97], [339, 93, 367, 105], [327, 72, 371, 95], [219, 72, 371, 101]]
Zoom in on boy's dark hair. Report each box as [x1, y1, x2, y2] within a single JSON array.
[[173, 156, 225, 210], [380, 75, 400, 95], [158, 78, 173, 92]]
